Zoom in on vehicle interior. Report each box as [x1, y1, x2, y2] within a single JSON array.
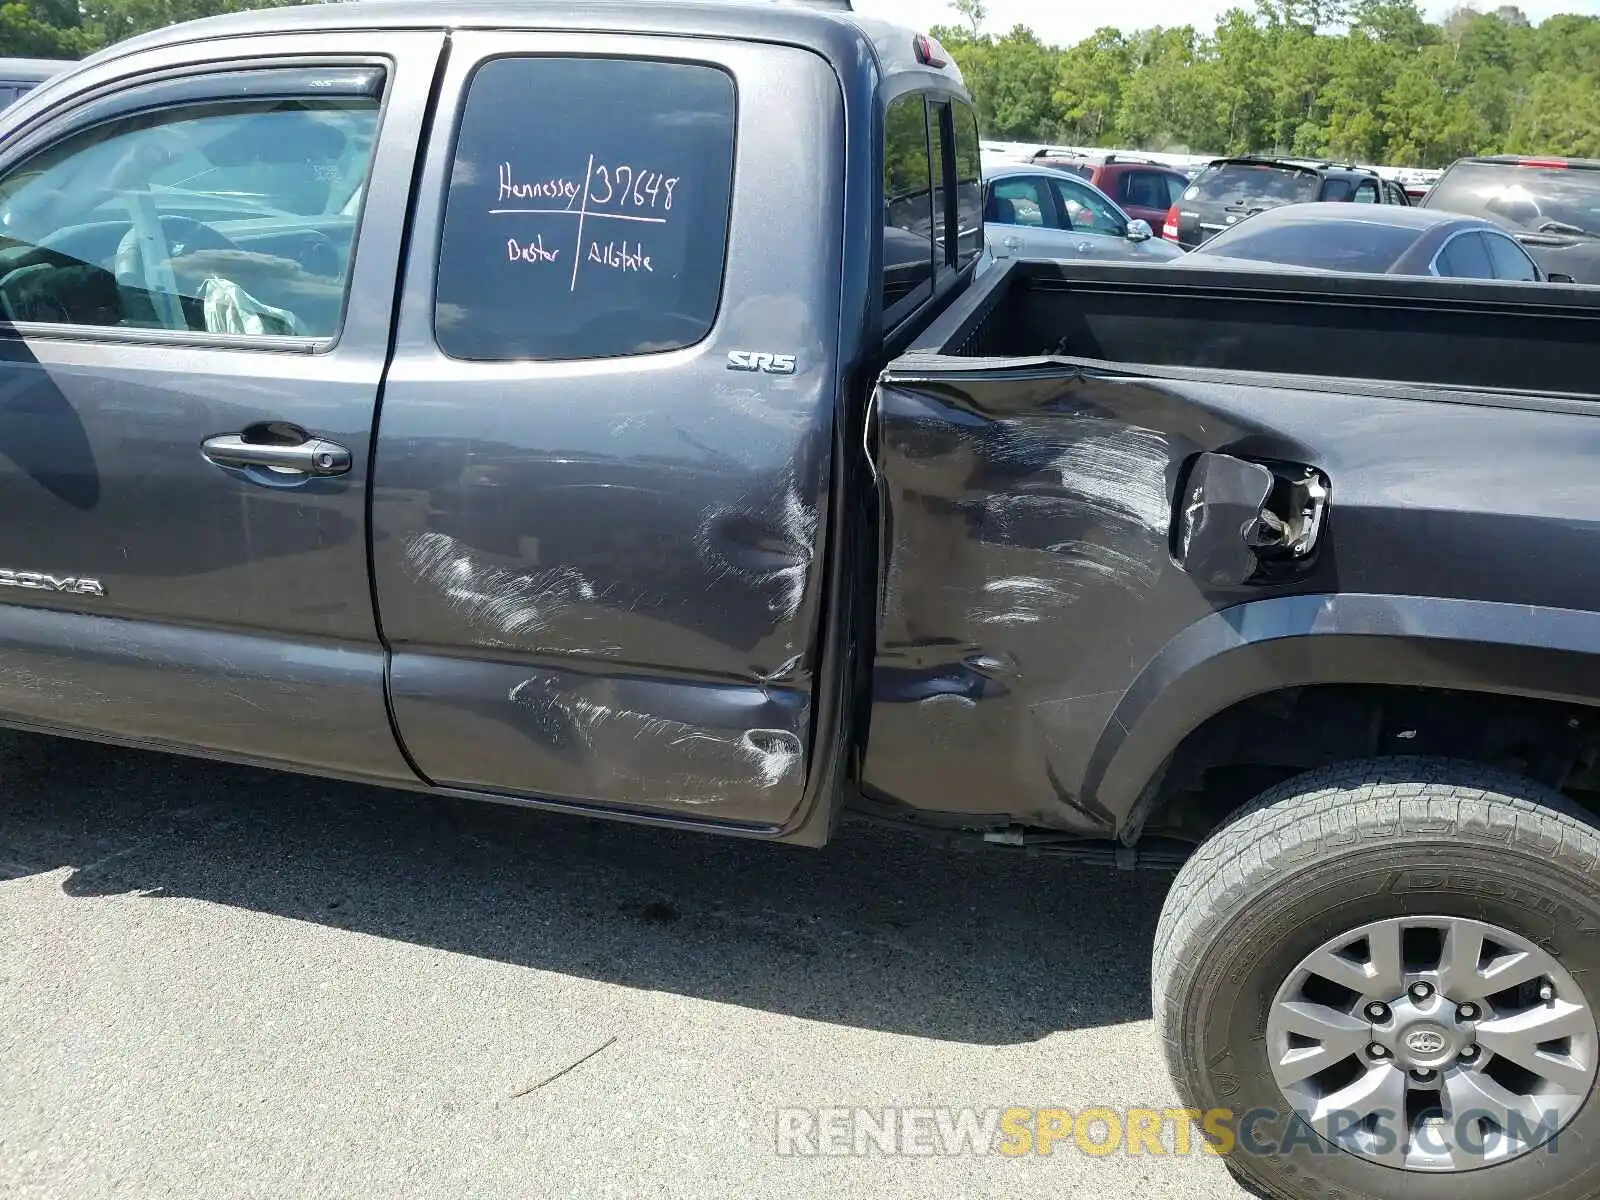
[[0, 97, 374, 337]]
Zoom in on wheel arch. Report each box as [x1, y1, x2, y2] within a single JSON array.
[[1089, 593, 1600, 843]]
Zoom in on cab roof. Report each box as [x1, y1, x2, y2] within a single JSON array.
[[68, 0, 966, 94]]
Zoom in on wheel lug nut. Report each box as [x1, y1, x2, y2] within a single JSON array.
[[1367, 1043, 1390, 1060], [1365, 1002, 1391, 1021], [1540, 983, 1556, 1002], [1409, 982, 1434, 1001], [1456, 1002, 1479, 1021], [1460, 1044, 1480, 1061], [1411, 1067, 1435, 1081]]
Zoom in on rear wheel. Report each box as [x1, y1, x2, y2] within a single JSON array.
[[1153, 758, 1600, 1200]]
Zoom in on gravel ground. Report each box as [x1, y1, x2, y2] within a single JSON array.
[[0, 731, 1249, 1199]]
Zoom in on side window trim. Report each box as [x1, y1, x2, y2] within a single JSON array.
[[951, 99, 982, 270], [0, 64, 384, 177], [930, 99, 957, 273]]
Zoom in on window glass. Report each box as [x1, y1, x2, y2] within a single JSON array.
[[1422, 161, 1600, 235], [1384, 180, 1409, 206], [1123, 171, 1172, 211], [1197, 217, 1419, 271], [1051, 177, 1125, 236], [1353, 181, 1379, 204], [436, 57, 735, 361], [1192, 163, 1320, 207], [1485, 231, 1538, 280], [928, 101, 950, 268], [987, 177, 1048, 227], [951, 100, 982, 267], [883, 93, 933, 308], [0, 84, 380, 337], [1322, 178, 1354, 202], [1165, 174, 1187, 207], [1436, 231, 1494, 278]]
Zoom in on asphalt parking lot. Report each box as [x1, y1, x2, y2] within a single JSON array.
[[0, 731, 1247, 1199]]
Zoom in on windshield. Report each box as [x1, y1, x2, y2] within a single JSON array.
[[1423, 161, 1600, 235], [1194, 217, 1420, 272], [1190, 163, 1320, 208]]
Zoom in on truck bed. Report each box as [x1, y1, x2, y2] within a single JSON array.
[[861, 257, 1600, 840], [906, 258, 1600, 396]]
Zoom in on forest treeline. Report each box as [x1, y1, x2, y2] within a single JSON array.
[[933, 0, 1600, 166], [1, 0, 1596, 167]]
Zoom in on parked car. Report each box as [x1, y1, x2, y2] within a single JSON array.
[[980, 162, 1183, 273], [4, 5, 1600, 1200], [1020, 150, 1191, 228], [1163, 155, 1406, 248], [1175, 202, 1568, 281], [0, 57, 72, 110], [1421, 155, 1600, 284]]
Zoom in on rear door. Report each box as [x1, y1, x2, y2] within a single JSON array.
[[370, 33, 844, 826], [0, 32, 438, 778]]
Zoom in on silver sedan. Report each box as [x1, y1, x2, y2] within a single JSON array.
[[977, 161, 1184, 274]]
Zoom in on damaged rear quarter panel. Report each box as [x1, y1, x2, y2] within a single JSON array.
[[863, 369, 1218, 833], [862, 363, 1600, 835]]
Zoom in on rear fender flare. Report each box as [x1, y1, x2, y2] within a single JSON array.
[[1087, 593, 1600, 842]]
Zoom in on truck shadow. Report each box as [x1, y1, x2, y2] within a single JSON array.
[[1, 731, 1172, 1045]]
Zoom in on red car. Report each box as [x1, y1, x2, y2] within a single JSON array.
[[1021, 151, 1190, 229]]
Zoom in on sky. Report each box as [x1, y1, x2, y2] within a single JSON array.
[[852, 0, 1600, 47]]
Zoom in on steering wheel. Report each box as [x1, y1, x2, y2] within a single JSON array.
[[112, 214, 244, 320]]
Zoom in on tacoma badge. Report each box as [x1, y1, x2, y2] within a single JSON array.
[[0, 568, 105, 597]]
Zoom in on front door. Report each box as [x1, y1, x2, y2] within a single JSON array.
[[370, 33, 844, 828], [0, 33, 440, 779]]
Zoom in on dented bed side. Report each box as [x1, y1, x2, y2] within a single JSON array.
[[862, 263, 1600, 837]]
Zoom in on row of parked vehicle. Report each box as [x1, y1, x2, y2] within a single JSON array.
[[982, 148, 1600, 285]]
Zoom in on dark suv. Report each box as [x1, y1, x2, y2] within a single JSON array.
[[1024, 152, 1190, 229], [1163, 155, 1407, 249], [1421, 155, 1600, 285]]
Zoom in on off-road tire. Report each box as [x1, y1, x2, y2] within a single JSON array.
[[1152, 757, 1600, 1200]]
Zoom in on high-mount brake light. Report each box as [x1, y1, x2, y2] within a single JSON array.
[[913, 34, 947, 68]]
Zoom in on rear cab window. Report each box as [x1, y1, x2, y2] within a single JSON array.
[[1193, 163, 1321, 209], [881, 88, 980, 326], [951, 101, 982, 266], [434, 56, 736, 360], [882, 92, 934, 310]]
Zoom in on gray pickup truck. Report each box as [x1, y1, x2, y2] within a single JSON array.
[[1, 4, 1598, 1199]]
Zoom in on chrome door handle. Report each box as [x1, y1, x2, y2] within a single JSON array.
[[201, 433, 352, 476], [1003, 236, 1022, 251]]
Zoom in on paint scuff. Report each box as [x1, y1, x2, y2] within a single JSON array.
[[1044, 426, 1172, 532], [406, 532, 594, 639], [507, 680, 804, 794]]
